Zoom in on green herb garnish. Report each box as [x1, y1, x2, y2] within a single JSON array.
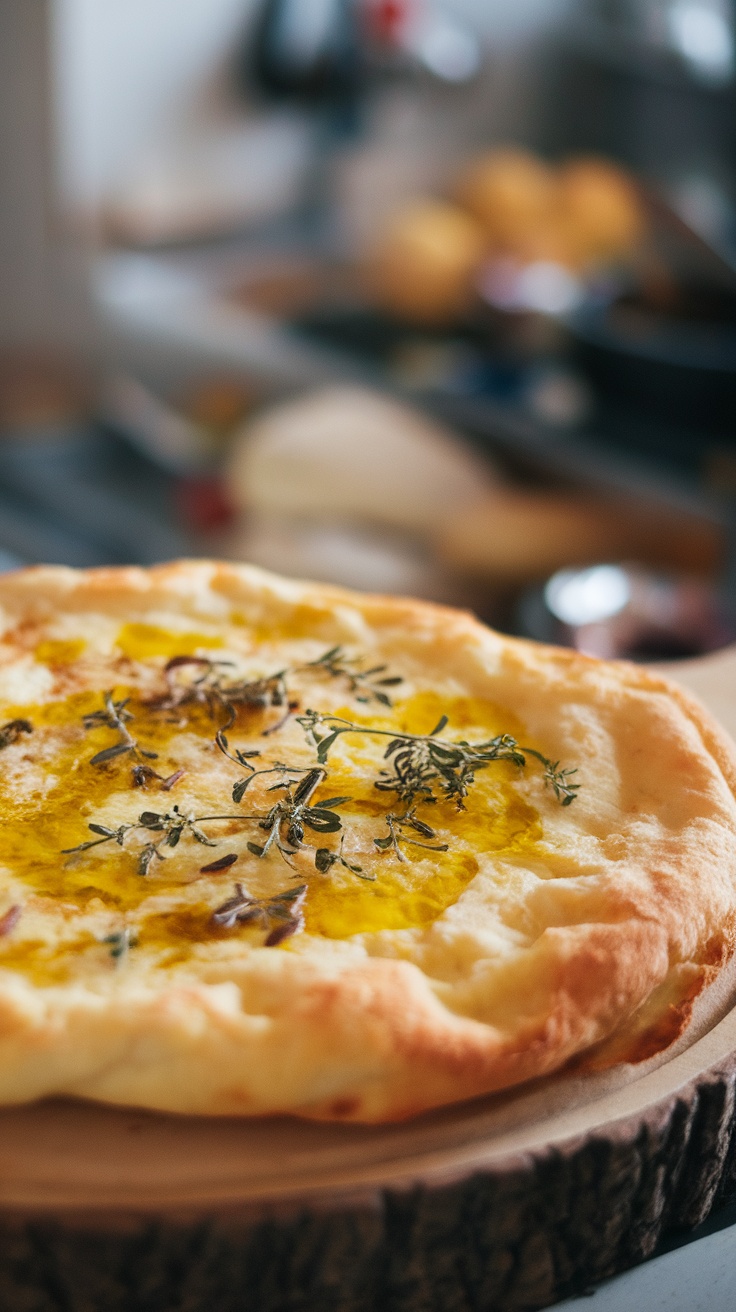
[[212, 882, 307, 946], [83, 692, 158, 767], [297, 711, 580, 808], [373, 808, 449, 862], [305, 646, 403, 707], [242, 767, 349, 868], [62, 805, 220, 876], [0, 719, 32, 750], [103, 927, 137, 960]]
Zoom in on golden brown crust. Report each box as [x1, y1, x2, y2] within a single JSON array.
[[0, 560, 734, 1121]]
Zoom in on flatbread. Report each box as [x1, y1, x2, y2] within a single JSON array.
[[0, 560, 734, 1122]]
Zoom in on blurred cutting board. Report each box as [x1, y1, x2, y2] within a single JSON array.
[[664, 644, 736, 741]]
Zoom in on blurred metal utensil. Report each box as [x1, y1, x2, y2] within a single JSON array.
[[642, 182, 736, 296], [0, 426, 191, 567], [520, 562, 735, 660], [246, 0, 363, 103]]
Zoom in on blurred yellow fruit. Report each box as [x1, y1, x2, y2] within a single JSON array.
[[366, 201, 486, 325], [456, 148, 557, 246], [557, 157, 645, 260]]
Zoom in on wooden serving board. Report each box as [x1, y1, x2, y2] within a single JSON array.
[[2, 650, 736, 1312]]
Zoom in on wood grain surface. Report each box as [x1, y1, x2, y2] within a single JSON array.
[[1, 648, 735, 1312]]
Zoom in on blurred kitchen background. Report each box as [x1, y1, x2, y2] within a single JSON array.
[[1, 0, 735, 659]]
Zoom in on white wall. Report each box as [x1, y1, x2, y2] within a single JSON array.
[[0, 0, 569, 345], [453, 0, 571, 41], [0, 0, 54, 345], [52, 0, 261, 214], [50, 0, 569, 216]]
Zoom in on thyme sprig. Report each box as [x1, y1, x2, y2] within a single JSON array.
[[63, 821, 133, 853], [61, 771, 351, 877], [242, 767, 350, 868], [217, 735, 363, 871], [373, 808, 449, 862], [521, 751, 581, 806], [297, 711, 580, 808], [83, 692, 158, 767], [150, 645, 403, 736], [62, 805, 221, 876], [215, 731, 301, 804], [0, 719, 32, 750], [305, 646, 403, 707], [315, 833, 368, 878], [153, 656, 294, 732], [212, 881, 307, 946]]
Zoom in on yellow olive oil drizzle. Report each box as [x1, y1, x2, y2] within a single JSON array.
[[115, 624, 224, 661], [0, 640, 549, 977], [34, 639, 87, 666]]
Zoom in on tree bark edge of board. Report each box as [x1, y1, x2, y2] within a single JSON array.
[[0, 1052, 734, 1312]]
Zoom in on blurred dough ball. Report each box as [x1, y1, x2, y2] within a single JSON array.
[[456, 148, 557, 247], [365, 200, 486, 325], [502, 218, 588, 271], [220, 511, 471, 604], [178, 378, 255, 431], [226, 385, 497, 537], [557, 157, 644, 261]]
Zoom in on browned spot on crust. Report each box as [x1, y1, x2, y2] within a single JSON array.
[[698, 929, 733, 969], [623, 990, 700, 1065], [1, 618, 43, 652], [327, 1097, 360, 1118]]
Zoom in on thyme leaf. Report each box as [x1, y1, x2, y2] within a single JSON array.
[[315, 833, 369, 879], [0, 719, 32, 750], [200, 852, 238, 873], [304, 646, 403, 707], [84, 692, 157, 767], [373, 809, 449, 863], [212, 881, 307, 946], [297, 711, 579, 810], [152, 657, 292, 732], [103, 927, 137, 960]]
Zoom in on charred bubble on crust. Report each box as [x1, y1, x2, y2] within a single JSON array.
[[327, 1096, 360, 1118]]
